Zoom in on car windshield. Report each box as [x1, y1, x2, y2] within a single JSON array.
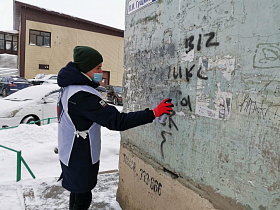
[[4, 85, 59, 101], [49, 76, 58, 80], [33, 74, 46, 79], [114, 87, 122, 93]]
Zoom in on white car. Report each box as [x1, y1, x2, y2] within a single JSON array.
[[29, 74, 58, 85], [0, 84, 60, 128]]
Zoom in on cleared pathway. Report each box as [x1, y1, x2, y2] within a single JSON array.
[[0, 172, 121, 210]]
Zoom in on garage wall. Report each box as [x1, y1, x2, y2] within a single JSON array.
[[24, 20, 124, 86], [117, 0, 280, 209]]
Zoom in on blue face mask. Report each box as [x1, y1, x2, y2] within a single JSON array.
[[93, 73, 103, 83]]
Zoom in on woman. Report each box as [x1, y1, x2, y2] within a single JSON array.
[[57, 46, 173, 210]]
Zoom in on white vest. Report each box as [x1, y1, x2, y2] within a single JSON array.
[[58, 85, 101, 166]]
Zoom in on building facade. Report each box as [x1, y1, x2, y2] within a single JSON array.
[[14, 1, 124, 86]]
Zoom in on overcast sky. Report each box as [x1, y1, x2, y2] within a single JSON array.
[[0, 0, 126, 31]]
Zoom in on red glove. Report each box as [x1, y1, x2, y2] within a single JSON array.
[[153, 99, 174, 118]]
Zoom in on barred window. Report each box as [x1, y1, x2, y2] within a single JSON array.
[[0, 33, 18, 53], [29, 29, 51, 47], [0, 34, 4, 50], [13, 36, 18, 52]]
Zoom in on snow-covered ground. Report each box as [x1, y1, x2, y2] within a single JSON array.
[[0, 105, 123, 209]]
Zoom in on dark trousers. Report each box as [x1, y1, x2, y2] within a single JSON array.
[[69, 191, 92, 210]]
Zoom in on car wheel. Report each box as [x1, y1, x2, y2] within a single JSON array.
[[21, 116, 38, 125], [2, 89, 7, 97], [113, 97, 118, 105]]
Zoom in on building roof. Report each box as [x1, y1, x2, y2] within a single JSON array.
[[14, 1, 124, 37], [0, 30, 18, 34]]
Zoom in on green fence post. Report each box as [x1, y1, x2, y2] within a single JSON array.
[[47, 118, 51, 124], [0, 145, 36, 181], [16, 151, 21, 182], [21, 157, 36, 179]]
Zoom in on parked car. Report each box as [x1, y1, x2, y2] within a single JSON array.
[[0, 76, 32, 97], [96, 86, 107, 101], [0, 84, 60, 128], [29, 74, 58, 85], [105, 85, 123, 105]]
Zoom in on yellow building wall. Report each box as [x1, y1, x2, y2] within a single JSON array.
[[25, 20, 124, 86]]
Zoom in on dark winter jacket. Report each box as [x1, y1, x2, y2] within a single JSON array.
[[57, 62, 155, 193]]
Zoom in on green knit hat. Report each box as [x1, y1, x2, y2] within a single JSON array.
[[73, 46, 103, 73]]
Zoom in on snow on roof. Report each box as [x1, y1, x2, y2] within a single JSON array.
[[0, 30, 18, 34], [0, 54, 18, 58]]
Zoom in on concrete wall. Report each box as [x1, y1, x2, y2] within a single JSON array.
[[117, 0, 280, 209], [24, 20, 124, 86]]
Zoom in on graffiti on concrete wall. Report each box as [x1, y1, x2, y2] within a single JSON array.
[[159, 110, 179, 159], [168, 63, 209, 82], [239, 94, 280, 122], [167, 56, 235, 120], [123, 153, 136, 172], [125, 30, 236, 157], [185, 32, 220, 54], [253, 43, 280, 69], [122, 152, 163, 196], [140, 168, 163, 196], [167, 31, 234, 120]]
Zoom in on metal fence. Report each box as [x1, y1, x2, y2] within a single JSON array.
[[0, 117, 57, 181], [0, 117, 57, 131]]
